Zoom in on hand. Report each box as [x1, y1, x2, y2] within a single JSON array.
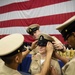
[[30, 40, 38, 50], [52, 51, 61, 59], [52, 42, 65, 51], [51, 66, 58, 75], [46, 42, 54, 54]]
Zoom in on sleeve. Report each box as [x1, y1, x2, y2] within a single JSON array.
[[63, 61, 75, 75]]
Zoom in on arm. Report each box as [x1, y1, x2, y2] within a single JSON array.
[[22, 48, 30, 59], [35, 42, 54, 75], [52, 36, 66, 52], [22, 40, 37, 59], [54, 52, 69, 64], [53, 42, 66, 52]]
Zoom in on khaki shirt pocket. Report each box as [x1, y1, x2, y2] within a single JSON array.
[[30, 60, 41, 75]]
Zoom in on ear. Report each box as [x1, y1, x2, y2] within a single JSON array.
[[15, 55, 19, 63]]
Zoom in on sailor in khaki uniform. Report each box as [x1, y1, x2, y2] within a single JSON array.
[[26, 24, 66, 57], [55, 16, 75, 75], [26, 24, 40, 55], [0, 33, 25, 75], [29, 33, 61, 75]]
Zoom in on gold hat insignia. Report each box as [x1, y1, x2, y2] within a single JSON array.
[[18, 50, 20, 53], [65, 29, 67, 32], [29, 28, 32, 32], [40, 36, 43, 40]]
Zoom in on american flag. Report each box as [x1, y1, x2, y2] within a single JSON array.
[[0, 0, 75, 44]]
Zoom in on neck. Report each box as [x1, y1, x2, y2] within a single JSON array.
[[5, 63, 18, 70], [41, 53, 46, 59]]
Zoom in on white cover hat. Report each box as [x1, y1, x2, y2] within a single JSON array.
[[0, 33, 24, 56]]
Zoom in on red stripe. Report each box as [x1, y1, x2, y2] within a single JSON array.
[[0, 34, 66, 44], [51, 34, 66, 44], [0, 34, 35, 43], [0, 0, 69, 14], [0, 12, 75, 28]]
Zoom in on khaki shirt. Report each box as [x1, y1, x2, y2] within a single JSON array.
[[29, 53, 61, 75], [0, 58, 4, 67], [62, 58, 75, 75], [0, 64, 21, 75]]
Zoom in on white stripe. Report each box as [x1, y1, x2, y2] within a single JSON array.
[[0, 25, 60, 35], [0, 1, 75, 21], [0, 0, 29, 6]]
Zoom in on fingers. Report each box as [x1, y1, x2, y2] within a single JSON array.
[[31, 40, 38, 49], [46, 42, 54, 53], [52, 42, 64, 51], [51, 66, 58, 75]]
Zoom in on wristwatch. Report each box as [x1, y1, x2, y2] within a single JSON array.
[[27, 46, 32, 51]]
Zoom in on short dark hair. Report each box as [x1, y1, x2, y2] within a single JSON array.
[[1, 55, 16, 64]]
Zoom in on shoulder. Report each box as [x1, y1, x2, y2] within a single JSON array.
[[62, 58, 75, 75]]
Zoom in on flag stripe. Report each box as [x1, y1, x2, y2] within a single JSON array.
[[0, 0, 29, 6], [0, 25, 60, 35], [0, 1, 75, 21], [0, 0, 69, 14], [0, 12, 75, 28], [0, 34, 65, 43], [0, 0, 75, 44]]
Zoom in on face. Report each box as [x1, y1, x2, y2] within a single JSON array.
[[38, 46, 46, 54], [66, 32, 75, 48], [33, 30, 41, 39]]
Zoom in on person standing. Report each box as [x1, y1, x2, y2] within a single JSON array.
[[53, 15, 75, 75]]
